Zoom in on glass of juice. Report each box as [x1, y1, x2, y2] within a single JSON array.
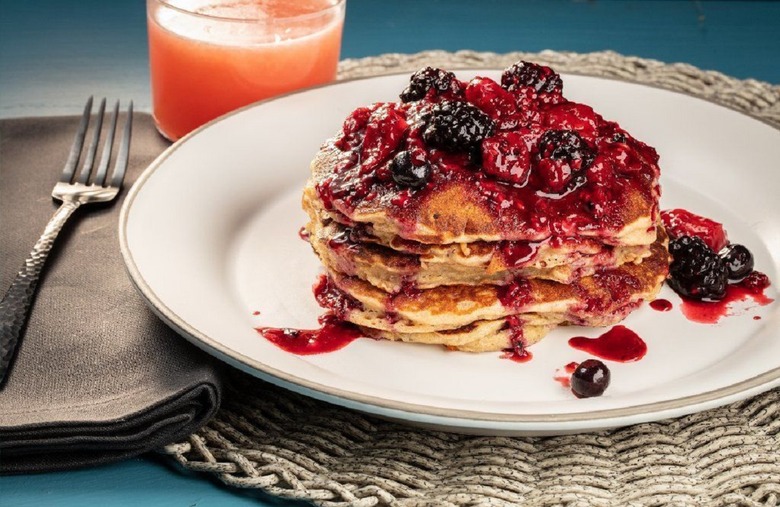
[[147, 0, 346, 141]]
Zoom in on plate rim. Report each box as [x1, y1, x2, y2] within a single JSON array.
[[119, 69, 780, 431]]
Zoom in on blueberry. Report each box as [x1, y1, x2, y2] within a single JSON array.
[[719, 243, 754, 281], [571, 359, 611, 398], [422, 101, 495, 152], [400, 67, 460, 102], [668, 236, 728, 301], [391, 150, 430, 189], [501, 61, 563, 94]]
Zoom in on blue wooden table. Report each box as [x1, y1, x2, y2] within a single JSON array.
[[1, 1, 779, 505]]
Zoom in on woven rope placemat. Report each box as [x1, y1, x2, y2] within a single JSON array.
[[163, 51, 780, 506]]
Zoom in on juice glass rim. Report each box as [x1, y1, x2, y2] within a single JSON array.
[[150, 0, 346, 24]]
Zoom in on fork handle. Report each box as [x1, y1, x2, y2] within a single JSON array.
[[0, 200, 81, 387]]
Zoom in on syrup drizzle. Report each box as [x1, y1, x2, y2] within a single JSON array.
[[568, 325, 647, 362]]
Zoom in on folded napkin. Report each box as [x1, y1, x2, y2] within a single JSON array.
[[0, 114, 222, 473]]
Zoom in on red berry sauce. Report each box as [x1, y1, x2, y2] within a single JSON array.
[[501, 348, 533, 363], [649, 298, 673, 312], [316, 66, 661, 244], [679, 271, 773, 324], [554, 361, 579, 387], [298, 226, 310, 242], [568, 325, 647, 362], [256, 314, 362, 355], [312, 274, 363, 320], [497, 240, 542, 267], [500, 316, 533, 362]]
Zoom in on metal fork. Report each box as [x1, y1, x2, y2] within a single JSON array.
[[0, 97, 133, 387]]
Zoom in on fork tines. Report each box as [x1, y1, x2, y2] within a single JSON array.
[[59, 97, 133, 189]]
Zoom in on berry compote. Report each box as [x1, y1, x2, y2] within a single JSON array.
[[315, 62, 661, 243]]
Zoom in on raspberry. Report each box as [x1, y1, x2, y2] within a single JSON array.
[[481, 132, 531, 185], [661, 209, 729, 252], [501, 61, 563, 94], [668, 236, 728, 301], [464, 77, 520, 130], [359, 105, 408, 171], [543, 102, 600, 140], [739, 271, 770, 294], [535, 129, 595, 193], [400, 67, 462, 102], [422, 101, 495, 152], [335, 106, 372, 150]]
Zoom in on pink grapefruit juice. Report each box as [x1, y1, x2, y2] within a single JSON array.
[[147, 0, 345, 140]]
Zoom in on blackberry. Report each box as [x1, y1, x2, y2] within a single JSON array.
[[668, 236, 728, 301], [719, 243, 754, 281], [400, 67, 460, 102], [422, 101, 495, 152], [535, 129, 595, 192], [390, 150, 431, 189], [571, 359, 611, 398], [501, 61, 563, 94], [538, 130, 595, 167]]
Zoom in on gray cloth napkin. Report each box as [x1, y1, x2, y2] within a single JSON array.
[[0, 114, 222, 473]]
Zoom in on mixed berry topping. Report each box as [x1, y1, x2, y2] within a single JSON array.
[[399, 67, 462, 103], [501, 61, 563, 95], [570, 359, 611, 398], [719, 243, 754, 281], [318, 61, 661, 241], [668, 235, 729, 301], [422, 100, 496, 152]]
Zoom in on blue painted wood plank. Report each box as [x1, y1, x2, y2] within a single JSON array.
[[0, 457, 308, 507]]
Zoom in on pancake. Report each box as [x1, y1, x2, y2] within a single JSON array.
[[306, 217, 654, 292], [314, 231, 669, 351], [360, 318, 556, 353]]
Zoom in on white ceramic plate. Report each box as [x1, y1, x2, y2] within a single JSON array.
[[120, 71, 780, 435]]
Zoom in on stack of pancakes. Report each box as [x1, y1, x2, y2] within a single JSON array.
[[302, 64, 669, 352]]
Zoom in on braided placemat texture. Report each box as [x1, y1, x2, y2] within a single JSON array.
[[163, 51, 780, 506]]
